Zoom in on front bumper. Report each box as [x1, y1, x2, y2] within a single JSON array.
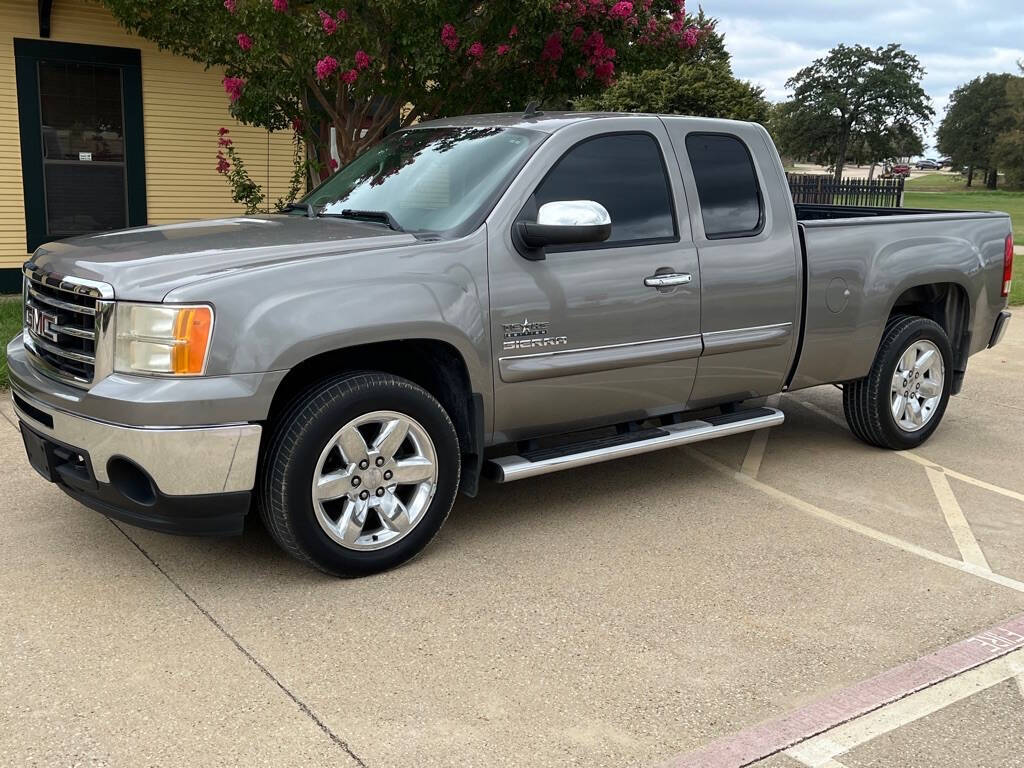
[[12, 387, 261, 536]]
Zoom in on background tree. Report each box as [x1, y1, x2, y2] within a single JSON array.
[[937, 73, 1013, 188], [772, 43, 933, 181], [993, 66, 1024, 189], [101, 0, 716, 198], [575, 30, 770, 123]]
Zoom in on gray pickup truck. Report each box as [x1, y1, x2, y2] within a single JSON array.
[[10, 112, 1014, 576]]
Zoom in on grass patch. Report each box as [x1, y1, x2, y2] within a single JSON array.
[[0, 296, 22, 389], [903, 173, 1024, 305]]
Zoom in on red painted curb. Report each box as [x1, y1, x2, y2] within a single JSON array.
[[657, 613, 1024, 768]]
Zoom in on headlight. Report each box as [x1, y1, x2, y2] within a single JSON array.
[[114, 303, 213, 375]]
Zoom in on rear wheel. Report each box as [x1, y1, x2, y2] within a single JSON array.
[[843, 315, 953, 450], [258, 372, 460, 577]]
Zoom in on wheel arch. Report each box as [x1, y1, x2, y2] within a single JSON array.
[[886, 280, 971, 392], [265, 338, 486, 496]]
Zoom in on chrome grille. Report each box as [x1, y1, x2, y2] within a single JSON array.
[[22, 263, 114, 388]]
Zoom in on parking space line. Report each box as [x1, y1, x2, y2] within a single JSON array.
[[685, 447, 1024, 595], [789, 396, 1024, 505], [785, 647, 1024, 767], [741, 394, 781, 478], [1016, 674, 1024, 703], [925, 467, 991, 570], [655, 614, 1024, 768]]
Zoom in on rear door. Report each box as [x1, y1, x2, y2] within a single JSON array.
[[486, 118, 701, 443], [662, 119, 802, 407]]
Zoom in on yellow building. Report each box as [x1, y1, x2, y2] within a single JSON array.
[[1, 0, 296, 291]]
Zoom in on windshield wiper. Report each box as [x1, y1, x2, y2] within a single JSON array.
[[280, 201, 319, 218], [334, 208, 405, 232]]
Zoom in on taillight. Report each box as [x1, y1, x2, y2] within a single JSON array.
[[1004, 233, 1014, 298]]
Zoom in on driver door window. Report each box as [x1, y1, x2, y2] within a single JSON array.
[[532, 133, 676, 247]]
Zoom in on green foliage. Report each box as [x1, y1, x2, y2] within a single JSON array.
[[0, 297, 24, 389], [937, 73, 1019, 188], [993, 70, 1024, 189], [576, 58, 770, 123], [771, 43, 933, 181], [100, 0, 716, 197]]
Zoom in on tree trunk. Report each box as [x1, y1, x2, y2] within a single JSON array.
[[966, 166, 974, 187], [987, 167, 998, 189], [832, 128, 849, 183], [868, 162, 877, 181]]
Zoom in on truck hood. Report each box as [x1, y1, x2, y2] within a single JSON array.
[[29, 215, 420, 302]]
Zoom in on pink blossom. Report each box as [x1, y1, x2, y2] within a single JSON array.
[[314, 56, 338, 81], [336, 8, 348, 21], [236, 33, 252, 51], [223, 0, 236, 12], [575, 65, 589, 80], [609, 1, 633, 19], [329, 158, 339, 170], [571, 25, 585, 43], [646, 16, 658, 33], [272, 0, 288, 11], [218, 126, 230, 136], [340, 68, 358, 84], [681, 25, 699, 48], [290, 117, 303, 133], [467, 41, 485, 59], [541, 32, 563, 62], [594, 60, 615, 83], [222, 76, 245, 101], [216, 152, 230, 174], [441, 23, 460, 52], [496, 44, 510, 56], [354, 50, 372, 70], [508, 25, 518, 38], [319, 10, 338, 34], [218, 135, 232, 147]]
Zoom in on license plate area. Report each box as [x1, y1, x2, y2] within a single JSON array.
[[20, 423, 96, 490]]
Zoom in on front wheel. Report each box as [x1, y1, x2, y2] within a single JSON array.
[[258, 372, 461, 577], [843, 315, 953, 450]]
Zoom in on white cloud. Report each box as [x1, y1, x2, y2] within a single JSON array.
[[713, 0, 1024, 153]]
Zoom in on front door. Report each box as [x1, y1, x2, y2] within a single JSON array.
[[14, 39, 147, 253], [487, 119, 701, 444]]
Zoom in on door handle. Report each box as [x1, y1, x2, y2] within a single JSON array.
[[644, 272, 692, 288]]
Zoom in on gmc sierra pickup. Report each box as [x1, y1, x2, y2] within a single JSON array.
[[9, 112, 1014, 577]]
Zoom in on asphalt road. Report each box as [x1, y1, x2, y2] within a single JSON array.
[[2, 319, 1023, 768]]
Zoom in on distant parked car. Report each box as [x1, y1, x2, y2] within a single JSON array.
[[915, 159, 941, 170], [882, 162, 911, 178], [939, 157, 952, 168]]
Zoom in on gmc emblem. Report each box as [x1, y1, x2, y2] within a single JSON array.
[[26, 305, 59, 343]]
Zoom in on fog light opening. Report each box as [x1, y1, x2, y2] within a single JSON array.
[[107, 457, 157, 506]]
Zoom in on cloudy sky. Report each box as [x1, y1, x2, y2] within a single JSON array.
[[712, 0, 1024, 153]]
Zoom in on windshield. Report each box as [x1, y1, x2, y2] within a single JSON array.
[[304, 126, 543, 234]]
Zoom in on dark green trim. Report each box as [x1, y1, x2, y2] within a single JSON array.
[[13, 38, 141, 66], [13, 38, 147, 253], [0, 268, 24, 295]]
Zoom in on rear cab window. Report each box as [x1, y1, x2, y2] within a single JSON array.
[[684, 133, 764, 239]]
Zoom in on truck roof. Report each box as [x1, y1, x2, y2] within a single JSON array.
[[413, 111, 754, 134]]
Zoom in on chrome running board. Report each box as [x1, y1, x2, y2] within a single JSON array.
[[486, 407, 784, 483]]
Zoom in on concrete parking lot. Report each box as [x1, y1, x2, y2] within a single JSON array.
[[2, 320, 1024, 768]]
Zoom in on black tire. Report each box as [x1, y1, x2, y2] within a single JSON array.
[[258, 372, 460, 577], [843, 315, 953, 450]]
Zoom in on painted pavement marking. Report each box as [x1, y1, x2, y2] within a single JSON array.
[[785, 647, 1024, 766], [741, 394, 782, 479], [685, 447, 1024, 595], [655, 615, 1024, 768], [925, 466, 991, 570], [789, 396, 1024, 505]]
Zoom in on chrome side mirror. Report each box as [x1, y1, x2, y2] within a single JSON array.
[[514, 200, 612, 260]]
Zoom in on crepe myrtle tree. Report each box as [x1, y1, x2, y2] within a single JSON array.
[[102, 0, 716, 206]]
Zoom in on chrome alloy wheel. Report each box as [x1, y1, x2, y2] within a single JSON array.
[[890, 340, 944, 432], [311, 410, 438, 551]]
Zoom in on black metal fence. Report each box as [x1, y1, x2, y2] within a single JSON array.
[[786, 173, 904, 208]]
